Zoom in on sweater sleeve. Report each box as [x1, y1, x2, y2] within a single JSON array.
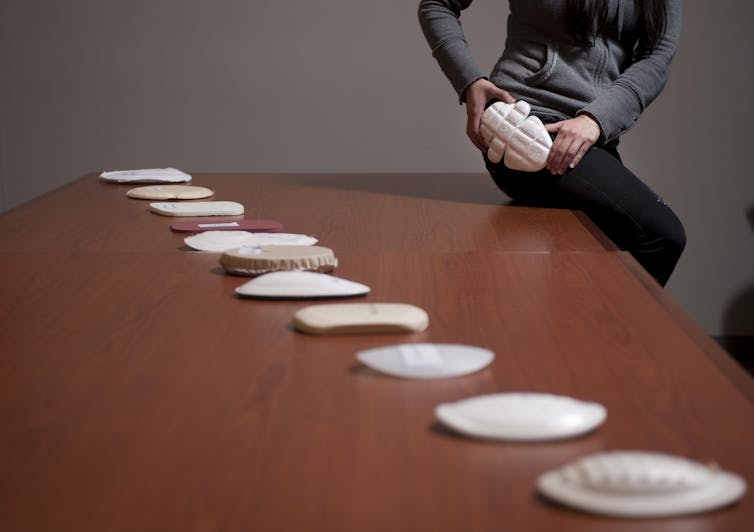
[[417, 0, 488, 101], [577, 0, 683, 143]]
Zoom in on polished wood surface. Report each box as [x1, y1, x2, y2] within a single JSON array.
[[0, 173, 611, 254], [1, 173, 752, 531]]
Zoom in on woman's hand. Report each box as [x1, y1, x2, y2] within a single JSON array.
[[544, 115, 601, 174], [463, 79, 515, 151]]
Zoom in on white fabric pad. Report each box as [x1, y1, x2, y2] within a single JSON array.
[[236, 271, 370, 299], [357, 343, 494, 379], [480, 100, 552, 171], [149, 201, 244, 217], [537, 451, 747, 518], [185, 231, 318, 252], [435, 393, 606, 441], [100, 168, 192, 183]]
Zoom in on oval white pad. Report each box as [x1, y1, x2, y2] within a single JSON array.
[[357, 343, 494, 379], [435, 392, 606, 441], [236, 271, 370, 299]]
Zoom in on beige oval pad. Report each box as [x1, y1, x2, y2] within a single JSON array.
[[220, 245, 337, 276], [127, 185, 214, 200], [293, 303, 429, 335]]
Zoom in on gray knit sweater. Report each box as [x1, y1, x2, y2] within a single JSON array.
[[418, 0, 682, 144]]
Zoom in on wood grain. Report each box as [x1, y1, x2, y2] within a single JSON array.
[[0, 173, 609, 254], [0, 174, 752, 532]]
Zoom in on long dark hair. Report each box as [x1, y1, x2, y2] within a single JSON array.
[[568, 0, 667, 49]]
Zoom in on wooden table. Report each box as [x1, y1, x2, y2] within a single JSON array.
[[1, 173, 752, 531]]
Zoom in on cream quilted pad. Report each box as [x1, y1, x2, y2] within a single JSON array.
[[537, 451, 746, 518], [220, 245, 337, 276]]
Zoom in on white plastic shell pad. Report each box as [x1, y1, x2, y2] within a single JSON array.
[[435, 393, 606, 441], [293, 303, 429, 335], [126, 185, 214, 200], [100, 168, 192, 183], [149, 201, 244, 217], [184, 231, 317, 252], [480, 100, 552, 171], [356, 343, 493, 379], [235, 271, 370, 299], [537, 451, 747, 518]]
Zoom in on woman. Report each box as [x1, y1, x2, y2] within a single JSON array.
[[418, 0, 685, 286]]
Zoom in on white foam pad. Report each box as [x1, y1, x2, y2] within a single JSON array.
[[185, 231, 317, 252], [357, 343, 493, 379], [537, 451, 747, 518], [149, 201, 244, 217], [435, 393, 606, 441], [100, 168, 191, 183], [480, 100, 552, 171], [293, 303, 429, 335], [236, 271, 370, 299]]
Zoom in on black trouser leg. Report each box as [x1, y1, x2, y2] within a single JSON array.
[[485, 147, 686, 286]]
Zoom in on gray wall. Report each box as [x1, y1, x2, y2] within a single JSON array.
[[1, 1, 753, 336]]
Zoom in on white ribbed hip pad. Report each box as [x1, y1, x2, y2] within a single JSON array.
[[481, 100, 552, 172]]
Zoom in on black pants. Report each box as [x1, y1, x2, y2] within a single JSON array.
[[484, 143, 685, 286]]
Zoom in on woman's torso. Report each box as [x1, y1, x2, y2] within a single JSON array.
[[494, 0, 641, 119]]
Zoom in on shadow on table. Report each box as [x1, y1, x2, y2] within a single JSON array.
[[269, 173, 511, 206], [717, 203, 754, 375]]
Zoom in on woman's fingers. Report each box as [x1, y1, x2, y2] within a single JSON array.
[[545, 115, 601, 174], [546, 136, 575, 175], [464, 79, 515, 151], [466, 105, 486, 150]]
